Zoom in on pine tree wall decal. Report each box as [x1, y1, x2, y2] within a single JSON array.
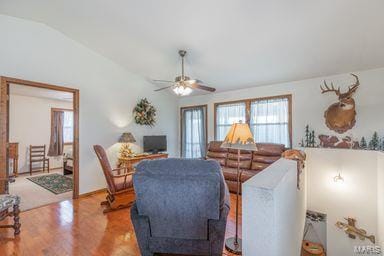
[[369, 132, 379, 150], [305, 125, 310, 147], [360, 137, 367, 149]]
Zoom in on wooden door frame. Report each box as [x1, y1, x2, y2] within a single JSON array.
[[0, 76, 80, 199]]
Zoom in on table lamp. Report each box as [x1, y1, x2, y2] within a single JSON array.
[[119, 132, 136, 158], [221, 121, 257, 254]]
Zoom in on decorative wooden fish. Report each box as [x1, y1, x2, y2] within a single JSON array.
[[335, 218, 375, 244]]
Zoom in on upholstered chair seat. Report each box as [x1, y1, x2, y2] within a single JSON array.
[[0, 177, 21, 236], [0, 195, 20, 212]]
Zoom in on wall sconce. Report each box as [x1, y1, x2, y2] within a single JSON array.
[[333, 173, 344, 183]]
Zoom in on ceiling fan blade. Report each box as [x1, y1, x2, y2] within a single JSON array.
[[153, 79, 174, 83], [186, 80, 216, 92], [154, 85, 174, 92]]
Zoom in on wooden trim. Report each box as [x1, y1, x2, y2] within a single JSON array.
[[213, 94, 293, 147], [180, 104, 208, 157], [0, 78, 8, 193], [2, 77, 78, 93], [73, 89, 80, 199], [79, 188, 107, 198], [51, 108, 73, 112], [0, 76, 80, 199]]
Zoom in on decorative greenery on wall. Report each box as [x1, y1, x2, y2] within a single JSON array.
[[300, 125, 317, 147], [300, 127, 384, 152], [133, 98, 156, 126]]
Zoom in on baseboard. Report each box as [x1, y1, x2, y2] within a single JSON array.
[[79, 188, 107, 198]]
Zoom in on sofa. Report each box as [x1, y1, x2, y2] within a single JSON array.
[[131, 158, 230, 256], [206, 141, 285, 193]]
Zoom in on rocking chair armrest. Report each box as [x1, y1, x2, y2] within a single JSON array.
[[112, 172, 134, 179], [111, 167, 130, 174]]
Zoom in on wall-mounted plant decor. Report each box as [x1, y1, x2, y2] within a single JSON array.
[[300, 125, 317, 147], [320, 74, 360, 134], [133, 98, 156, 126]]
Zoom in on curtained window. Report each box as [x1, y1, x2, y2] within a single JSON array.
[[181, 106, 207, 158], [215, 102, 246, 141], [63, 111, 74, 144], [214, 95, 291, 147], [250, 98, 290, 147]]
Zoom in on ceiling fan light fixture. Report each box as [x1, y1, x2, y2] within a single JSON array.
[[153, 50, 216, 94], [173, 85, 192, 96]]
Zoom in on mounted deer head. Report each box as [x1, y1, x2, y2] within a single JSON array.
[[320, 74, 360, 133]]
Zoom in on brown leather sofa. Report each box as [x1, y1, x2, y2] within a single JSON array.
[[206, 141, 286, 193]]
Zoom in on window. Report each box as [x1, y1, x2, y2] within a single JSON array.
[[181, 105, 207, 158], [214, 95, 291, 147], [250, 97, 290, 147], [63, 111, 74, 144], [215, 102, 246, 140]]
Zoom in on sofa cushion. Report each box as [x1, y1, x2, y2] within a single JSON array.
[[226, 150, 252, 169], [206, 151, 228, 159], [252, 155, 281, 164], [207, 141, 228, 152], [222, 167, 238, 181], [251, 162, 270, 171], [241, 170, 261, 182], [254, 143, 285, 156], [206, 141, 228, 166]]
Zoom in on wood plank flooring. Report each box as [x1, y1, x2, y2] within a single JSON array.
[[0, 192, 242, 256]]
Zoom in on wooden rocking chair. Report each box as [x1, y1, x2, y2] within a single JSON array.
[[93, 145, 135, 213]]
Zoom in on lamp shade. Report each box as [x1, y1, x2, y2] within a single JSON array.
[[221, 122, 257, 151], [118, 132, 136, 143]]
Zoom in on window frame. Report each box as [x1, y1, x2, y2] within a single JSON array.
[[214, 94, 292, 148], [51, 108, 74, 145], [180, 104, 208, 158]]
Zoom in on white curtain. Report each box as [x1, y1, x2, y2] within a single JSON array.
[[250, 98, 290, 147], [182, 107, 206, 158], [63, 111, 74, 143], [216, 102, 246, 140]]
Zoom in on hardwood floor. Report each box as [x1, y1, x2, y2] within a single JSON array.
[[0, 192, 242, 256]]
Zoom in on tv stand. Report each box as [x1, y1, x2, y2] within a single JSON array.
[[118, 153, 168, 170]]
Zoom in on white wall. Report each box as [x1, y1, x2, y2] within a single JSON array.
[[242, 159, 306, 256], [0, 15, 178, 194], [9, 94, 72, 173], [378, 152, 384, 248], [179, 68, 384, 147], [306, 148, 379, 255]]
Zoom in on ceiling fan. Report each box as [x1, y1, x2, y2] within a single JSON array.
[[153, 50, 216, 96]]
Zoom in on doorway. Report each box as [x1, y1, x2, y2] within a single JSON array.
[[180, 105, 207, 158], [0, 77, 79, 209]]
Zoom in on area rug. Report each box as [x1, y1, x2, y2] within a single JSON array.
[[27, 174, 73, 195]]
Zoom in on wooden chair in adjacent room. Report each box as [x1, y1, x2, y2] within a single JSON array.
[[29, 145, 50, 175], [93, 145, 135, 213]]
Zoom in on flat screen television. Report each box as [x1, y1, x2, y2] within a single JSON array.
[[143, 135, 167, 154]]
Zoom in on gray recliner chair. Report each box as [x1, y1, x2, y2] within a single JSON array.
[[131, 158, 230, 256]]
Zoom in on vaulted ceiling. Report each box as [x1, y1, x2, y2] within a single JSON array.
[[1, 0, 384, 92]]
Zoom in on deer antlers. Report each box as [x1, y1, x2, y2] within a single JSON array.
[[320, 73, 360, 96], [320, 80, 340, 95], [347, 73, 360, 95]]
